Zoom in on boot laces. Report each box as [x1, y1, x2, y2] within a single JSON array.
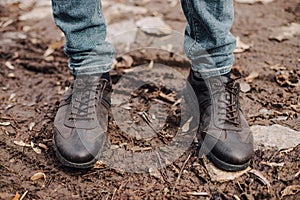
[[217, 78, 240, 127], [68, 79, 103, 121]]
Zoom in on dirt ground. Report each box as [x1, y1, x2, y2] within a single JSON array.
[[0, 0, 300, 199]]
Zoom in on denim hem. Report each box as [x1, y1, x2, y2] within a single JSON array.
[[192, 65, 232, 79], [69, 64, 112, 76]]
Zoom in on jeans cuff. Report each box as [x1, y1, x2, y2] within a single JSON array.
[[191, 65, 232, 79]]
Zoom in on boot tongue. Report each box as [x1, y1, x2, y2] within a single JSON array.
[[66, 75, 101, 129]]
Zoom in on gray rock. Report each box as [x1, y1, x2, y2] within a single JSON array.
[[251, 124, 300, 150], [136, 17, 172, 36], [269, 23, 300, 42]]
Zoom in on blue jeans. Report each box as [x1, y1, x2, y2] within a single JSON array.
[[52, 0, 236, 78]]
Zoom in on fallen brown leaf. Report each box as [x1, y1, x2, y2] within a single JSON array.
[[281, 185, 300, 197], [12, 192, 20, 200], [30, 172, 46, 181], [245, 71, 259, 83]]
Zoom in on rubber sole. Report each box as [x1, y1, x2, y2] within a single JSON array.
[[199, 137, 250, 172], [52, 135, 98, 169]]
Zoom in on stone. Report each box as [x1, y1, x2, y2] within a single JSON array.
[[269, 23, 300, 42], [251, 124, 300, 150], [136, 17, 172, 36]]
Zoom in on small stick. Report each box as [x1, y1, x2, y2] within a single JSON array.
[[171, 153, 192, 195], [20, 191, 28, 200]]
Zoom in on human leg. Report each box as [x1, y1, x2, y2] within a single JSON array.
[[181, 0, 253, 171], [52, 0, 115, 75], [181, 0, 236, 78], [52, 0, 113, 168]]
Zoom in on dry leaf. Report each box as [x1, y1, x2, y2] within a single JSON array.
[[30, 172, 46, 181], [12, 192, 20, 200], [146, 60, 154, 70], [281, 185, 300, 197], [44, 40, 64, 57], [149, 167, 162, 179], [159, 92, 176, 103], [13, 140, 31, 147], [32, 147, 42, 154], [275, 71, 300, 87], [249, 169, 271, 188], [93, 160, 105, 169], [245, 71, 259, 83], [0, 122, 11, 126], [28, 122, 35, 131], [112, 55, 134, 69], [234, 36, 251, 53], [38, 143, 48, 150], [182, 117, 193, 132], [7, 73, 15, 78], [5, 61, 14, 70], [270, 63, 286, 71], [290, 105, 300, 112], [261, 161, 285, 167], [203, 156, 251, 182]]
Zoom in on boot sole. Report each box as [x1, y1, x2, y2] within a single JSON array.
[[199, 137, 250, 172]]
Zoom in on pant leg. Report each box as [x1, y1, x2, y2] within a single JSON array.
[[51, 0, 115, 75], [181, 0, 236, 78]]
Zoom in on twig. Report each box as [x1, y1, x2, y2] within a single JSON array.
[[111, 188, 117, 200], [171, 153, 192, 195], [155, 152, 168, 181], [20, 190, 28, 200]]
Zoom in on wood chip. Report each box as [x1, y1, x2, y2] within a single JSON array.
[[261, 161, 285, 167], [30, 172, 46, 181], [186, 192, 209, 196], [13, 140, 31, 147], [159, 92, 176, 103], [5, 61, 15, 70]]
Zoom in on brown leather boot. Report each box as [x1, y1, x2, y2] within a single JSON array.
[[188, 70, 253, 171], [53, 74, 111, 168]]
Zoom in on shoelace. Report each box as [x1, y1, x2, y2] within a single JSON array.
[[68, 81, 103, 121], [217, 78, 240, 127]]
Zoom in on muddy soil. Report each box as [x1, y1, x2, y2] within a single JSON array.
[[0, 0, 300, 199]]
